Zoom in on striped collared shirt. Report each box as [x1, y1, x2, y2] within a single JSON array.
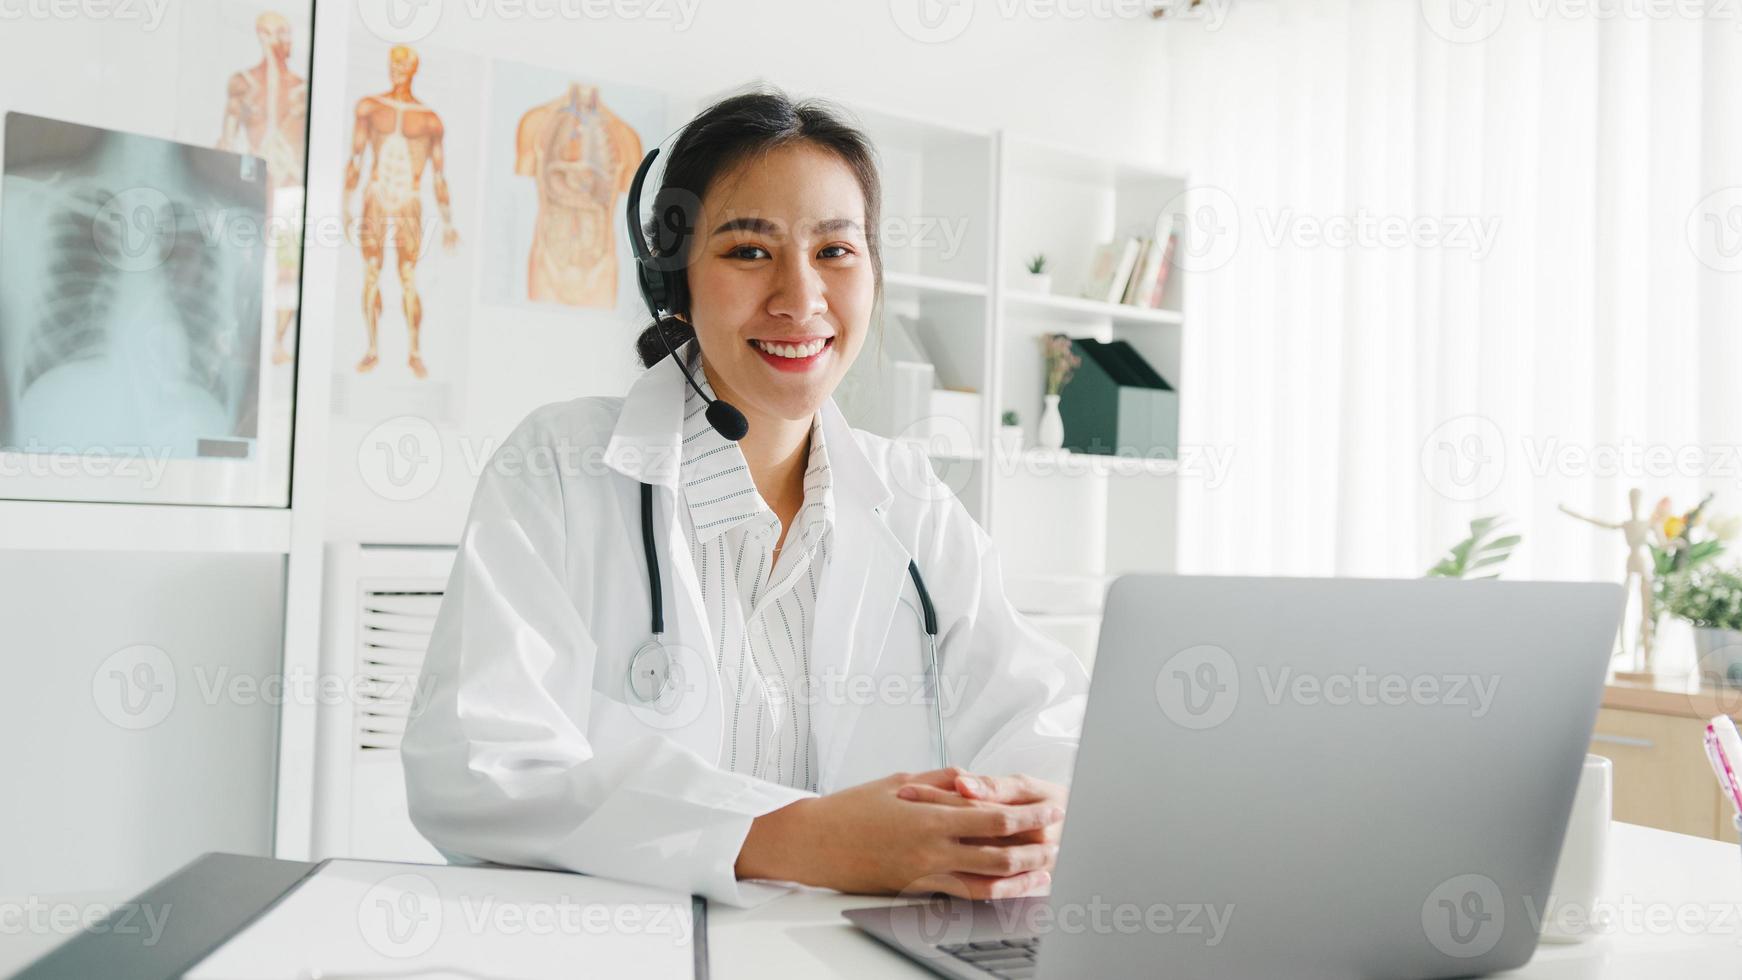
[[677, 357, 833, 792]]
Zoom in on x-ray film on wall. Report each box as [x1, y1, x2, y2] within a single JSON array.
[[0, 113, 283, 505]]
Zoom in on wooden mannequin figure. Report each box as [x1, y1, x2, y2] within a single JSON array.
[[1560, 488, 1658, 680]]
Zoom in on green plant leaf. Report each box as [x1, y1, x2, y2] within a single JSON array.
[[1424, 516, 1520, 579], [1687, 540, 1723, 564]]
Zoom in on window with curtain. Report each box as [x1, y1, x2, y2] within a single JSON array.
[[1158, 0, 1742, 627]]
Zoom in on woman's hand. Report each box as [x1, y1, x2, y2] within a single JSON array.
[[895, 769, 1069, 849], [734, 769, 1064, 900]]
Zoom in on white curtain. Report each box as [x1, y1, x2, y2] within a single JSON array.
[[1161, 0, 1742, 589]]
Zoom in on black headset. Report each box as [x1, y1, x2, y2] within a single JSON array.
[[625, 147, 749, 442]]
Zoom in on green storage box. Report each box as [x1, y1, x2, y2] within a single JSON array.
[[1057, 338, 1178, 457]]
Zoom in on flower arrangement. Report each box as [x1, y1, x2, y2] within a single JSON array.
[[1043, 334, 1080, 396], [1651, 495, 1742, 635], [1658, 564, 1742, 632], [1650, 493, 1738, 579], [1026, 253, 1048, 275]]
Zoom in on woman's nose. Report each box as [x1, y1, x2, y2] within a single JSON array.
[[766, 256, 827, 321]]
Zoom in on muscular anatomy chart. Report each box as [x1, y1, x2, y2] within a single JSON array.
[[0, 114, 268, 461], [342, 45, 459, 380], [217, 10, 307, 367], [218, 11, 306, 186], [514, 83, 641, 308]]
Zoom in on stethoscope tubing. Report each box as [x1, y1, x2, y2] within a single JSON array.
[[635, 480, 948, 769], [642, 481, 665, 635]]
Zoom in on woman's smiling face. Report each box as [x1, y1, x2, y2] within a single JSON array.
[[684, 141, 876, 424]]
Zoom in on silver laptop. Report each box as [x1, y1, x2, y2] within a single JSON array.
[[845, 574, 1624, 979]]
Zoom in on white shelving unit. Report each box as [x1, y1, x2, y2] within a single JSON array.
[[824, 109, 1192, 666], [1004, 289, 1185, 327], [826, 101, 999, 522], [997, 136, 1189, 665], [885, 270, 990, 298]]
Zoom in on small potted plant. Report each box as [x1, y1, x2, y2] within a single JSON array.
[[1658, 565, 1742, 685], [1650, 496, 1742, 682], [1021, 253, 1051, 294], [1038, 334, 1080, 451], [997, 409, 1023, 457]]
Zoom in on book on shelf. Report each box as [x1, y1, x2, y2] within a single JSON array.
[[1079, 220, 1179, 310], [1132, 224, 1177, 309], [1080, 236, 1143, 304], [1120, 237, 1152, 305]]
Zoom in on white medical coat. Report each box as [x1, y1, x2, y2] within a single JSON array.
[[400, 349, 1090, 906]]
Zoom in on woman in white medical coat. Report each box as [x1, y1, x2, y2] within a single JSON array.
[[401, 89, 1090, 908]]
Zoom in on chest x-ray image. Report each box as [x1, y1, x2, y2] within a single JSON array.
[[0, 112, 269, 463]]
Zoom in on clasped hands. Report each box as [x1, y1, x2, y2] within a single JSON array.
[[735, 767, 1068, 901]]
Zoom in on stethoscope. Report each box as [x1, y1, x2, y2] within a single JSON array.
[[619, 143, 949, 770], [628, 482, 950, 770]]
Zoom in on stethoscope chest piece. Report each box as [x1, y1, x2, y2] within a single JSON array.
[[625, 635, 718, 741], [627, 638, 677, 709]]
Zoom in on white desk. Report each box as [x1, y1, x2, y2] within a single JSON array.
[[3, 823, 1736, 978], [708, 823, 1742, 979]]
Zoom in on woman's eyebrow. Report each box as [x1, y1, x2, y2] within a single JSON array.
[[709, 216, 778, 237], [812, 217, 863, 236], [707, 216, 864, 237]]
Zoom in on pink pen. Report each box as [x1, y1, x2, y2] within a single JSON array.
[[1705, 720, 1742, 815], [1704, 728, 1742, 814]]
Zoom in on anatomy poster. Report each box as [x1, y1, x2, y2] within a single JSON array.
[[331, 29, 480, 426], [175, 1, 312, 374], [478, 60, 665, 315], [0, 114, 268, 465]]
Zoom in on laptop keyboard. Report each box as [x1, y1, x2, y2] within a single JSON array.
[[938, 937, 1041, 979]]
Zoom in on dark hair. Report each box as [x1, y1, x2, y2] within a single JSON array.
[[631, 88, 884, 369]]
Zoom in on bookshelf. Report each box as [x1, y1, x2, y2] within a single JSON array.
[[885, 270, 990, 298], [1003, 289, 1184, 327], [994, 135, 1188, 665]]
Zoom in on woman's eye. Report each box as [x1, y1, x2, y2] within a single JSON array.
[[725, 243, 851, 261]]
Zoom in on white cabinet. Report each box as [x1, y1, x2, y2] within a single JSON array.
[[1593, 683, 1742, 843]]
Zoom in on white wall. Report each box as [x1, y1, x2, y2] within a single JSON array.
[[308, 0, 1174, 543], [0, 551, 284, 898]]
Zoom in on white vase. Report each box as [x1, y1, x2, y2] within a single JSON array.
[[1021, 272, 1052, 294], [996, 424, 1024, 457], [1037, 394, 1065, 450]]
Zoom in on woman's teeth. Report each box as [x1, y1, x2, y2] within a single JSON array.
[[751, 338, 829, 359]]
